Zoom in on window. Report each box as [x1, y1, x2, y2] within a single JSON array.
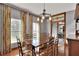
[[11, 18, 22, 43], [52, 14, 64, 22], [32, 23, 39, 46]]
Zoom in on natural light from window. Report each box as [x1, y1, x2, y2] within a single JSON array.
[[32, 23, 39, 46], [11, 18, 22, 43]]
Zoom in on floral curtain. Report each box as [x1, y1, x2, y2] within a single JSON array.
[[3, 5, 11, 54], [21, 12, 27, 42], [29, 15, 33, 39]]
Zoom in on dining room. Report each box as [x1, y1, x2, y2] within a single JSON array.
[[0, 3, 78, 56]]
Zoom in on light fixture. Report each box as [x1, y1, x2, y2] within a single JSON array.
[[41, 19, 43, 23], [38, 1, 52, 23], [37, 17, 40, 21], [42, 15, 45, 20], [49, 16, 52, 21]]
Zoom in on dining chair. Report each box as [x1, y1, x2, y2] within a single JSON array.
[[16, 37, 32, 56]]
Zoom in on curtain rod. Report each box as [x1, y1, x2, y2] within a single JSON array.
[[1, 3, 39, 17]]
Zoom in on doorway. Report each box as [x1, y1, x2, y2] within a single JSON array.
[[52, 13, 66, 56]]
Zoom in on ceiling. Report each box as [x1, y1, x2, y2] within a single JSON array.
[[11, 3, 76, 15]]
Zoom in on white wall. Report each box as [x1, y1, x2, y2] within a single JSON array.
[[40, 20, 46, 33], [40, 19, 50, 34], [66, 10, 76, 38], [26, 12, 30, 34], [47, 20, 51, 35]]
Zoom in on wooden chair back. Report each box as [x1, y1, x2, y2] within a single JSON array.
[[16, 37, 23, 56]]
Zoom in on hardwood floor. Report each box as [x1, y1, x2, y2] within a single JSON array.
[[3, 45, 68, 56], [4, 48, 19, 56], [58, 45, 68, 56]]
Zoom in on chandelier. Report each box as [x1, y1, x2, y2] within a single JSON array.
[[37, 3, 52, 23]]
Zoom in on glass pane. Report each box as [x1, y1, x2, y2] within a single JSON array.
[[52, 22, 57, 37], [11, 31, 19, 43], [11, 18, 21, 31], [32, 23, 39, 46], [11, 18, 22, 43], [58, 25, 64, 33], [52, 14, 64, 21]]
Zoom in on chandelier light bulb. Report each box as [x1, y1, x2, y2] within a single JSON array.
[[49, 16, 52, 21], [37, 17, 40, 21], [42, 16, 45, 20], [41, 19, 43, 23]]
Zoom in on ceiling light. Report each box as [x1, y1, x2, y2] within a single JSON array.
[[37, 17, 40, 21], [49, 16, 52, 21], [41, 19, 43, 23], [38, 2, 51, 23], [42, 15, 45, 20]]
